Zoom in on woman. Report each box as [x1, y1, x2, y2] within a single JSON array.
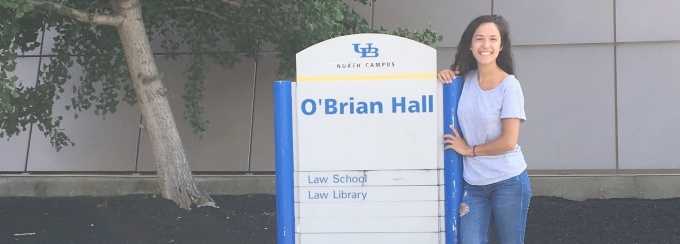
[[439, 15, 531, 244]]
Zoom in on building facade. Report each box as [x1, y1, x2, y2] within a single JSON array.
[[2, 0, 679, 180]]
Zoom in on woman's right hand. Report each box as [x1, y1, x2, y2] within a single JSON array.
[[437, 69, 459, 84]]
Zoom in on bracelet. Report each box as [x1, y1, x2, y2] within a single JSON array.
[[472, 145, 477, 157]]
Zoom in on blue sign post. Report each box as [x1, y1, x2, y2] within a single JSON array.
[[274, 80, 295, 244], [443, 76, 464, 243]]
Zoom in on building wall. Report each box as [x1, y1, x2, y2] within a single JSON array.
[[2, 0, 679, 174]]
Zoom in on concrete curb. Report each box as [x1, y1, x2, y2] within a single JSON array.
[[530, 174, 680, 200], [1, 174, 679, 200], [0, 175, 275, 197]]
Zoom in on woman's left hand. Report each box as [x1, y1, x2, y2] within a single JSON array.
[[443, 125, 472, 156]]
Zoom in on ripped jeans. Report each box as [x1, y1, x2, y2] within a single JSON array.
[[459, 171, 532, 244]]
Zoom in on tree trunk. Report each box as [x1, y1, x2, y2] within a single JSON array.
[[112, 0, 214, 209]]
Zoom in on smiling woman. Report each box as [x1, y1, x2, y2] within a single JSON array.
[[470, 23, 504, 68], [438, 15, 530, 244]]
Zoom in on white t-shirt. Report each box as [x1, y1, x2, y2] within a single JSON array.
[[458, 70, 527, 185]]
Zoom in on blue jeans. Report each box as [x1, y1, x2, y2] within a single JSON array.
[[459, 171, 532, 244]]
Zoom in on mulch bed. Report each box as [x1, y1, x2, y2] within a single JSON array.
[[1, 194, 679, 243]]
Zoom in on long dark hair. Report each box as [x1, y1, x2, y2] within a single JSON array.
[[450, 15, 515, 76]]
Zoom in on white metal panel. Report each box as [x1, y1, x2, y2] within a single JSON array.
[[495, 0, 614, 45], [617, 0, 680, 42], [299, 201, 438, 218], [137, 55, 256, 171], [27, 57, 140, 171], [298, 216, 439, 233], [617, 43, 680, 169], [513, 45, 616, 170], [250, 53, 284, 171], [0, 57, 39, 171], [300, 233, 439, 244]]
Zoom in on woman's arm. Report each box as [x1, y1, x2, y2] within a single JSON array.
[[470, 118, 520, 156], [444, 118, 521, 156]]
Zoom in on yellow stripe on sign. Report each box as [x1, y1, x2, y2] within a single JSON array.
[[297, 73, 436, 82]]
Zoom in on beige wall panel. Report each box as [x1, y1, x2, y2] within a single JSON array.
[[26, 58, 141, 171], [344, 0, 373, 27], [494, 0, 614, 45], [16, 31, 43, 56], [148, 27, 235, 54], [249, 53, 287, 171], [261, 1, 372, 52], [0, 133, 30, 172], [617, 43, 680, 169], [436, 47, 456, 72], [373, 0, 491, 48], [616, 0, 680, 42], [513, 45, 616, 170], [0, 57, 40, 171], [36, 29, 61, 56], [0, 134, 30, 171], [137, 55, 256, 171], [13, 29, 62, 56], [148, 28, 191, 54], [147, 22, 234, 54]]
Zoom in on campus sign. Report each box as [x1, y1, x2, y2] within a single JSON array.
[[274, 33, 463, 244]]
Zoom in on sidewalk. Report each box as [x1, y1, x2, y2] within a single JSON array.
[[1, 194, 679, 243]]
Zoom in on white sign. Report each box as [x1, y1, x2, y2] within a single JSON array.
[[292, 33, 443, 243]]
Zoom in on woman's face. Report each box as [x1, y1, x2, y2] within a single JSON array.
[[470, 22, 503, 67]]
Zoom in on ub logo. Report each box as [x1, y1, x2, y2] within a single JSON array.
[[353, 43, 379, 58]]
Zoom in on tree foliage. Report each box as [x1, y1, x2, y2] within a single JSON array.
[[0, 0, 442, 149]]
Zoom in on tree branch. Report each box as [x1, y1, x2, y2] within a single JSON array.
[[176, 6, 228, 21], [220, 0, 271, 8], [27, 0, 124, 27], [221, 0, 241, 7]]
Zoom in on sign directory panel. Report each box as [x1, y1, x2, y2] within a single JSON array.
[[274, 33, 463, 244]]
